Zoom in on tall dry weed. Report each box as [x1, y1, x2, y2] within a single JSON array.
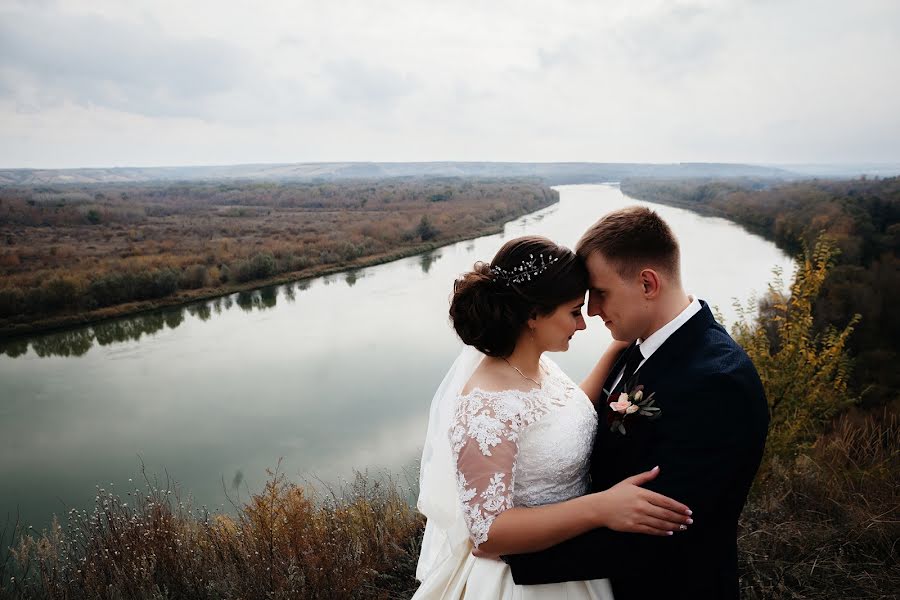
[[1, 463, 424, 600]]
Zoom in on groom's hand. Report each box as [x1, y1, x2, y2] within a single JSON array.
[[472, 547, 502, 560], [596, 466, 693, 536]]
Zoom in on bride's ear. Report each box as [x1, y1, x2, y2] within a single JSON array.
[[639, 269, 662, 299], [525, 311, 539, 334]]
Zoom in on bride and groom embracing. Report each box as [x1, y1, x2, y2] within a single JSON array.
[[413, 207, 769, 599]]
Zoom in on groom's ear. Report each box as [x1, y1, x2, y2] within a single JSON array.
[[639, 268, 662, 299]]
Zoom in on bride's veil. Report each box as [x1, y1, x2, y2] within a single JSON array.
[[415, 344, 485, 582]]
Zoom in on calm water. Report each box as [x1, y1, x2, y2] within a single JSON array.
[[0, 184, 793, 529]]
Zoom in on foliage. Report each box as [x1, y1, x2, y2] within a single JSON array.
[[0, 178, 557, 331], [0, 465, 424, 600], [622, 176, 899, 409], [731, 236, 859, 459], [233, 253, 276, 284], [415, 215, 438, 241]]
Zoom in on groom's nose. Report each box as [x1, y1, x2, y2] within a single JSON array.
[[586, 295, 603, 317]]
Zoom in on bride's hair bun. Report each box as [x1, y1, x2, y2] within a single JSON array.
[[449, 236, 588, 358]]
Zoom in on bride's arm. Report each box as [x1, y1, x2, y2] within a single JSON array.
[[476, 466, 691, 556], [580, 339, 631, 403], [452, 391, 691, 558]]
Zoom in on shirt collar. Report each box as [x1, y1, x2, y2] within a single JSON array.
[[636, 295, 702, 362]]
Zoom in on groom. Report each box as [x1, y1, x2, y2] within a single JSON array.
[[503, 207, 769, 599]]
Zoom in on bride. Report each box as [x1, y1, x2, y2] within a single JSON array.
[[413, 236, 692, 599]]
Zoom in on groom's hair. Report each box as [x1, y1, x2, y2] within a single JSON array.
[[576, 206, 681, 282]]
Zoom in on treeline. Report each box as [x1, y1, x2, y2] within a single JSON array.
[[621, 176, 900, 408], [0, 178, 557, 334]]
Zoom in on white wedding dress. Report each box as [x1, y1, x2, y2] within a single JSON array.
[[413, 350, 613, 599]]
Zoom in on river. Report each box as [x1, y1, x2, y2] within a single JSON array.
[[0, 184, 794, 529]]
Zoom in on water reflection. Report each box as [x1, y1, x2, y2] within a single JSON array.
[[1, 337, 27, 357], [1, 310, 188, 359], [187, 303, 211, 321], [0, 284, 293, 358], [345, 269, 361, 287], [419, 251, 442, 274], [31, 329, 94, 357], [164, 309, 186, 329], [236, 286, 279, 312]]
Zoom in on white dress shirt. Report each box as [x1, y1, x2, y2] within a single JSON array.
[[609, 295, 702, 392]]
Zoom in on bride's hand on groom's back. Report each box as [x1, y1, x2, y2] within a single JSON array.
[[593, 466, 693, 536]]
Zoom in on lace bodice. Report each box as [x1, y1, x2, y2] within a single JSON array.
[[449, 358, 598, 547]]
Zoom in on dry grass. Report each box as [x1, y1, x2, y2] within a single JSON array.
[[2, 413, 896, 599], [0, 462, 425, 600], [738, 411, 899, 599]]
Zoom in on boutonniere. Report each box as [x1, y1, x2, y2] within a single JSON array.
[[607, 384, 661, 435]]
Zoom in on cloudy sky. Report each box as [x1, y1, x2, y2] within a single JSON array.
[[1, 0, 898, 168]]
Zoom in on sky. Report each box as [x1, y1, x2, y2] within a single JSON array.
[[0, 0, 898, 169]]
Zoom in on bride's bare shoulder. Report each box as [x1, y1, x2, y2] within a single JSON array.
[[460, 358, 533, 396]]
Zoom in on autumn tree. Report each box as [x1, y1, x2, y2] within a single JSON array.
[[731, 235, 859, 461]]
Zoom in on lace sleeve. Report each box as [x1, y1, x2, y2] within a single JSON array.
[[449, 391, 522, 548]]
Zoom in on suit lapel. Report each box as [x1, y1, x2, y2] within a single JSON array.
[[634, 301, 716, 378], [594, 303, 717, 459]]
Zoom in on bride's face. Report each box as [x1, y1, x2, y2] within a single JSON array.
[[530, 296, 587, 352]]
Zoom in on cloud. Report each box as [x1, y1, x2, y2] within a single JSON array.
[[0, 0, 898, 167], [326, 59, 417, 108], [0, 7, 254, 119]]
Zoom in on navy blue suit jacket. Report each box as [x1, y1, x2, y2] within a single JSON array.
[[505, 301, 769, 599]]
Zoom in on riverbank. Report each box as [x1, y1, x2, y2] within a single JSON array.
[[0, 224, 518, 340], [0, 178, 557, 339]]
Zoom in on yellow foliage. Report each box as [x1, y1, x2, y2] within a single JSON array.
[[731, 235, 860, 460]]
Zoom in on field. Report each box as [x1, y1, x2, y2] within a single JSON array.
[[0, 178, 557, 336]]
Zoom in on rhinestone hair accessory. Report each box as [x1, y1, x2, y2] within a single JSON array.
[[490, 253, 560, 286]]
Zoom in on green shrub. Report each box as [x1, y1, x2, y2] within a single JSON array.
[[179, 264, 209, 290], [232, 253, 276, 283], [87, 269, 178, 307], [39, 277, 81, 311], [416, 215, 438, 241], [0, 287, 25, 317]]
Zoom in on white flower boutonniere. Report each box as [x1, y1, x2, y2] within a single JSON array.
[[606, 385, 661, 435]]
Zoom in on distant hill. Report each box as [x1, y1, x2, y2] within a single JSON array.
[[0, 161, 797, 186], [762, 163, 900, 178]]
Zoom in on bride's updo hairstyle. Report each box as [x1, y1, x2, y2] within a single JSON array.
[[450, 236, 588, 357]]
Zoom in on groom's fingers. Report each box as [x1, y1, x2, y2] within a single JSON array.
[[642, 490, 691, 516]]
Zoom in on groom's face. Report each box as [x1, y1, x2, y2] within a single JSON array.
[[584, 251, 648, 342]]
